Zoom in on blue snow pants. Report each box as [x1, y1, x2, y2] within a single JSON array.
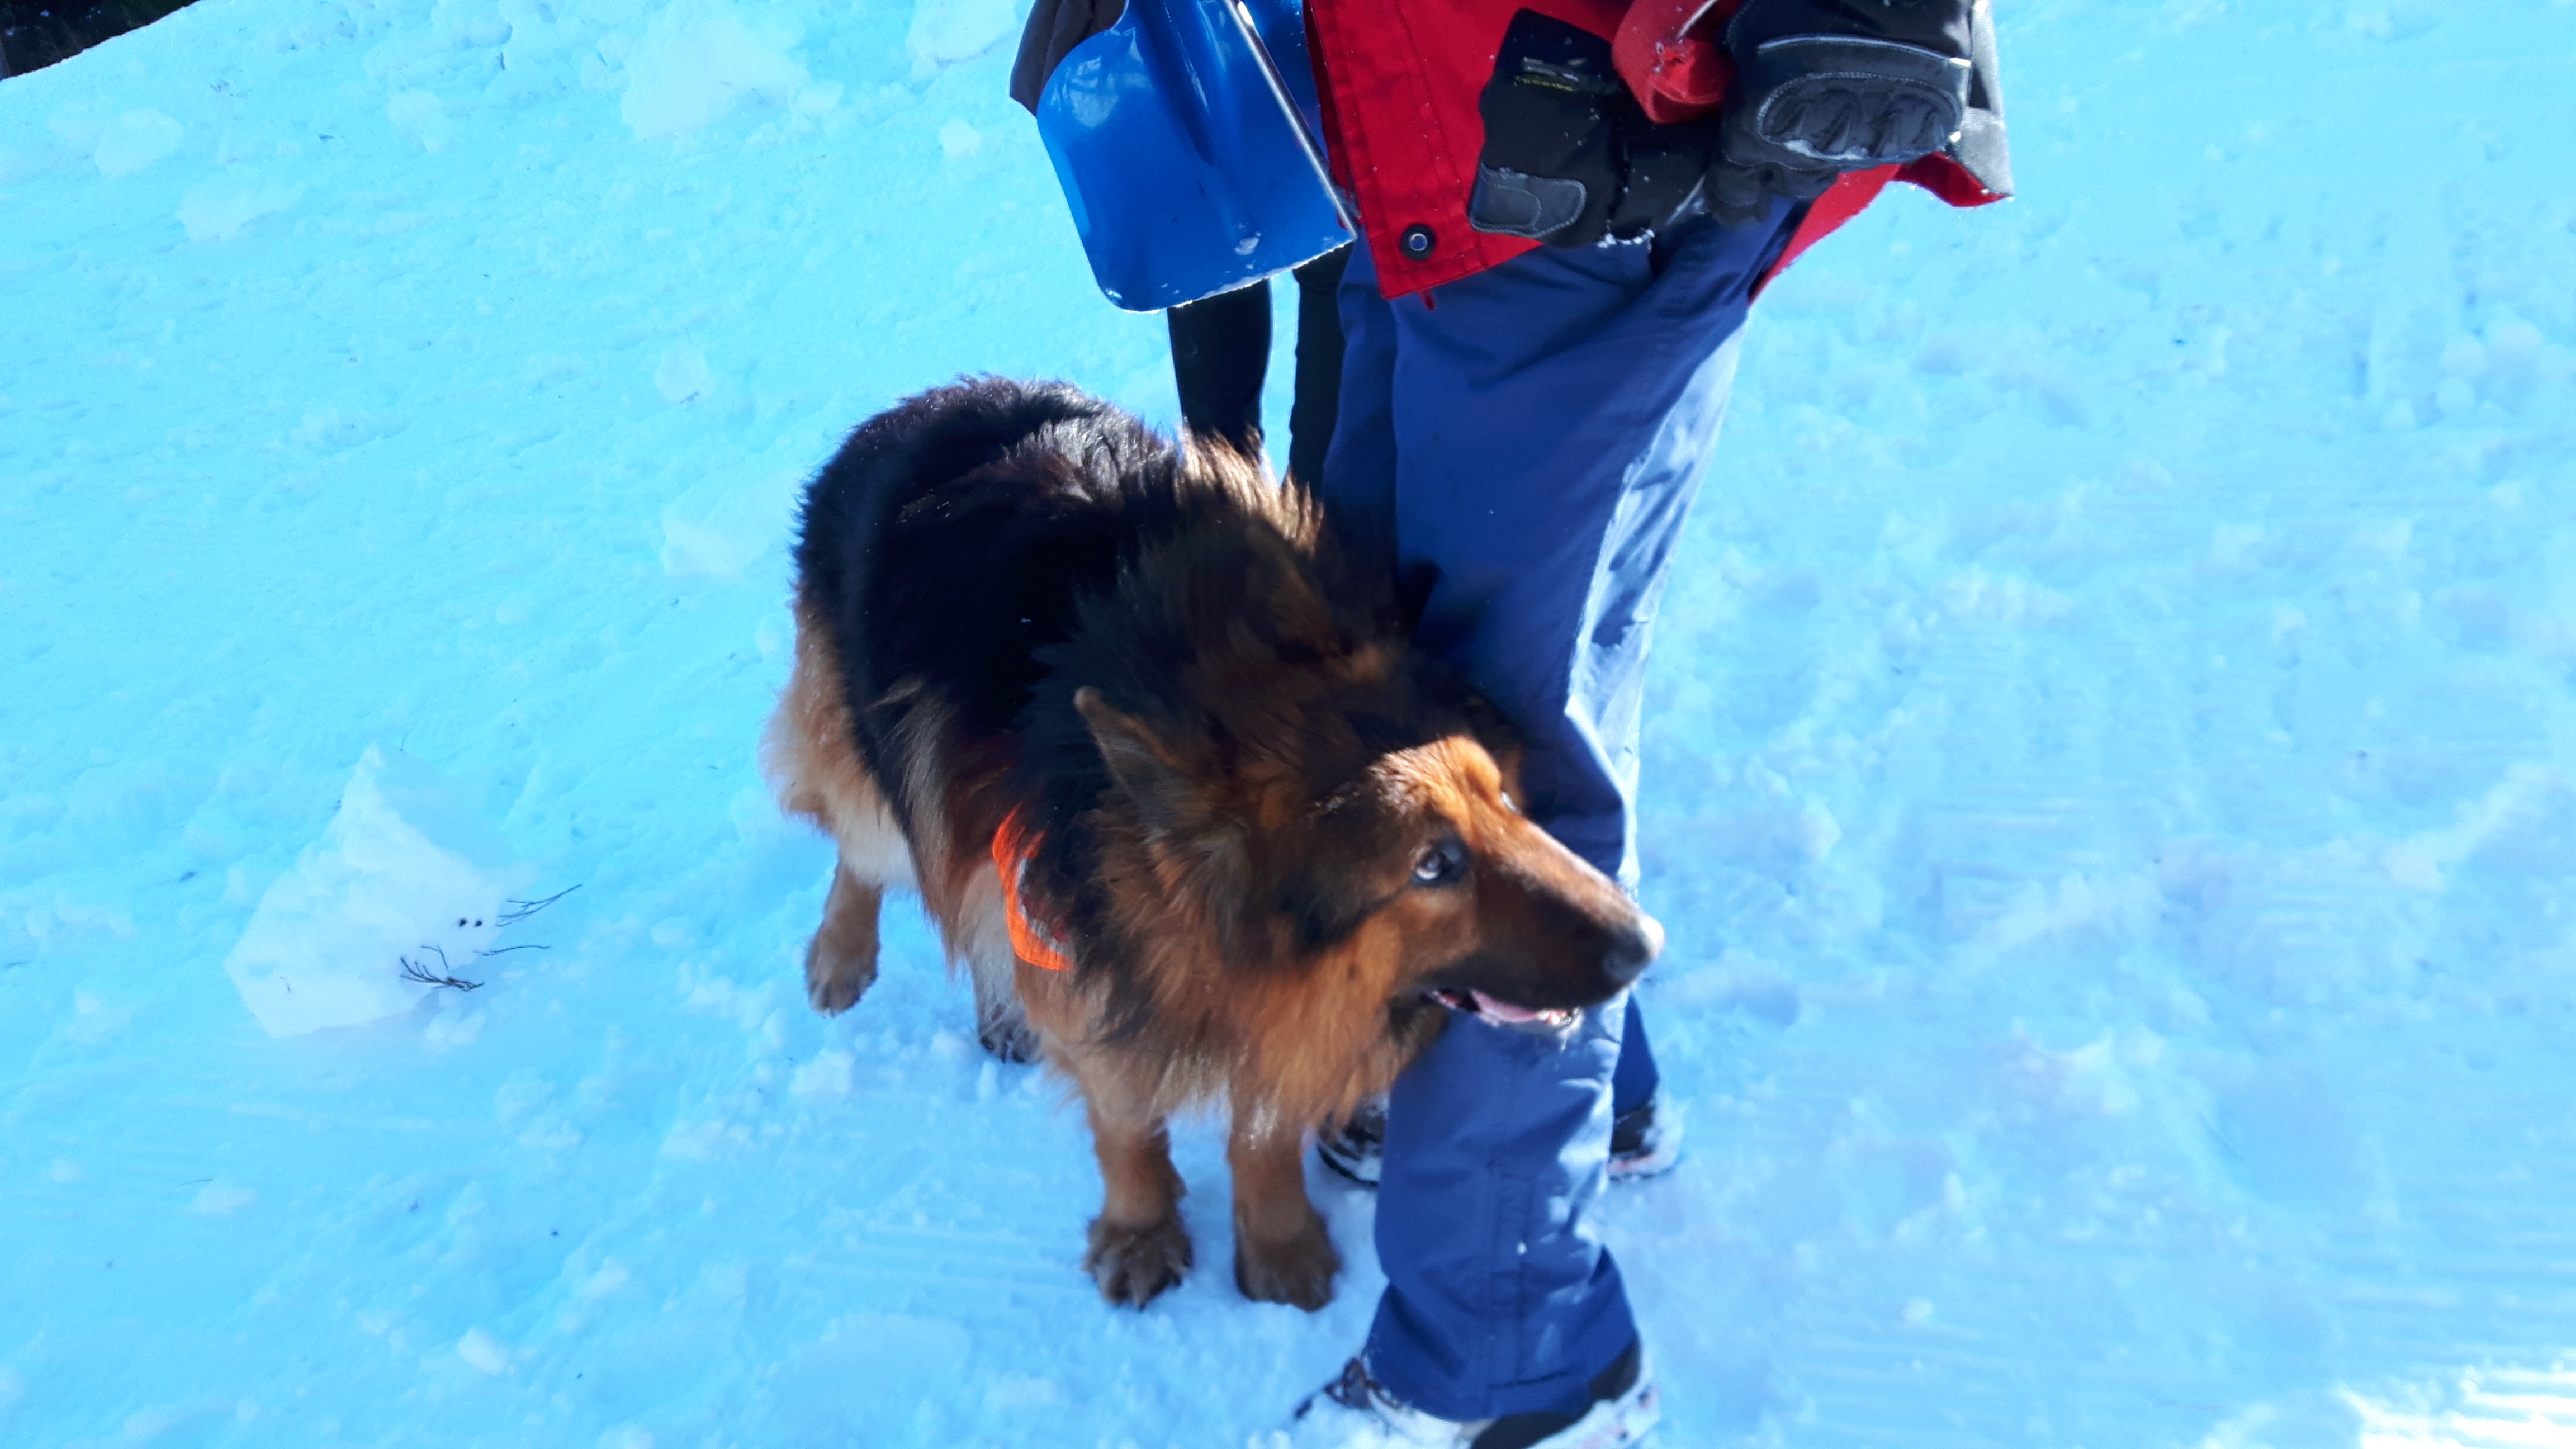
[[1319, 202, 1795, 1423]]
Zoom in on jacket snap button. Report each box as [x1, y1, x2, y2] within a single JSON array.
[[1400, 224, 1436, 259]]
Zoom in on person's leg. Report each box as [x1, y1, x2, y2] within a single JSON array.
[[1166, 278, 1271, 454], [1316, 246, 1401, 586], [1318, 995, 1661, 1186], [1373, 227, 1775, 891], [1322, 203, 1794, 1423], [1286, 245, 1351, 489], [1372, 996, 1628, 1421], [1611, 1000, 1659, 1118]]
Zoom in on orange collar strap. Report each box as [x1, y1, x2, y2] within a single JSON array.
[[992, 806, 1074, 972]]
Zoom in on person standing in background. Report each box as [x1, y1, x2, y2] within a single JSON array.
[[1011, 0, 1349, 490], [1278, 3, 2010, 1444]]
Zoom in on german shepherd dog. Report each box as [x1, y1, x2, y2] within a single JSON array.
[[765, 378, 1657, 1310]]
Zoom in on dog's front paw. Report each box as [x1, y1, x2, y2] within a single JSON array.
[[1235, 1211, 1341, 1310], [1085, 1215, 1194, 1307], [976, 997, 1042, 1063]]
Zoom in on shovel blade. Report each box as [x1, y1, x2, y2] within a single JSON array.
[[1037, 0, 1347, 311]]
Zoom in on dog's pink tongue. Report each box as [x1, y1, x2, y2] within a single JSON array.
[[1469, 991, 1548, 1024]]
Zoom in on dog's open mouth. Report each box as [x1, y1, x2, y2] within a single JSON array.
[[1429, 988, 1578, 1030]]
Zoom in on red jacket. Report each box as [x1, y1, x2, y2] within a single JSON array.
[[1303, 0, 2007, 300]]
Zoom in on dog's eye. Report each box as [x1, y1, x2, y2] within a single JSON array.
[[1412, 839, 1467, 887]]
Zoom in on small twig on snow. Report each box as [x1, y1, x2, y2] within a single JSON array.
[[495, 884, 581, 927], [399, 944, 482, 992]]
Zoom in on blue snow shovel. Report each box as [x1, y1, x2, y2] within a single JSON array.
[[1036, 0, 1353, 312]]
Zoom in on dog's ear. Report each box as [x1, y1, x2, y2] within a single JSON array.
[[1076, 686, 1255, 947], [1074, 686, 1196, 837], [1458, 692, 1529, 811]]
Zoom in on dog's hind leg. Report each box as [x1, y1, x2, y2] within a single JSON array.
[[765, 602, 915, 1016], [1227, 1100, 1340, 1310], [1061, 1048, 1193, 1306], [795, 798, 912, 1016]]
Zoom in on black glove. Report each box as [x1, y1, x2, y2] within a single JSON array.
[[1007, 0, 1125, 115], [1703, 0, 1977, 222], [1465, 10, 1715, 249]]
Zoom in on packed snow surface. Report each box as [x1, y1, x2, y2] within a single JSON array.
[[5, 1, 2576, 1445]]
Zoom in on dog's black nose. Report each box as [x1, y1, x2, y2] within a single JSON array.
[[1602, 913, 1663, 989]]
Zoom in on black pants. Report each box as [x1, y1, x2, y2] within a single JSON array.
[[1163, 245, 1349, 486]]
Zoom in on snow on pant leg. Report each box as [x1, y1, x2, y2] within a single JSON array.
[[1323, 205, 1794, 1421], [1612, 998, 1659, 1118]]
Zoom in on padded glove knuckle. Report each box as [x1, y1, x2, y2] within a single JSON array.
[[1704, 0, 2002, 212]]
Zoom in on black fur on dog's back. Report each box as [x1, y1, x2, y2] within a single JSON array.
[[794, 378, 1168, 758], [793, 379, 1441, 995]]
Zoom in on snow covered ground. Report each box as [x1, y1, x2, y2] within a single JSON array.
[[4, 0, 2574, 1444]]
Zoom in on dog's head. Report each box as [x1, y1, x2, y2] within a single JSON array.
[[1072, 683, 1660, 1036]]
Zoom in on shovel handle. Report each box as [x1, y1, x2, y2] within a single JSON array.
[[1218, 0, 1359, 236]]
